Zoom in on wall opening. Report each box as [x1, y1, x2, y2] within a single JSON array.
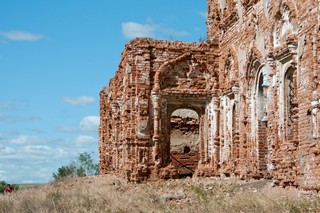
[[256, 69, 267, 174], [257, 72, 264, 120], [284, 67, 294, 141], [232, 103, 240, 169], [169, 108, 200, 178]]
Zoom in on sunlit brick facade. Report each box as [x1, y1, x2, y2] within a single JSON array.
[[99, 0, 320, 189]]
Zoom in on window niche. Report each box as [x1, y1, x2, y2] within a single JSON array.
[[257, 71, 264, 121], [273, 2, 297, 48], [283, 67, 297, 142]]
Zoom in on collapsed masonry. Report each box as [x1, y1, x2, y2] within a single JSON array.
[[99, 0, 320, 190]]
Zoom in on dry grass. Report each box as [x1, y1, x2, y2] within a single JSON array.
[[0, 175, 319, 213]]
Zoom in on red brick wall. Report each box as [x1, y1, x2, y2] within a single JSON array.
[[99, 1, 320, 189]]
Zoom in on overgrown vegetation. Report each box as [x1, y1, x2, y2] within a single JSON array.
[[198, 36, 207, 42], [52, 152, 99, 181], [0, 181, 7, 194], [0, 181, 19, 194], [0, 175, 319, 213]]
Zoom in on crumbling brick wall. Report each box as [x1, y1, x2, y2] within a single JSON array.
[[100, 0, 320, 189], [99, 38, 219, 181], [206, 0, 320, 189]]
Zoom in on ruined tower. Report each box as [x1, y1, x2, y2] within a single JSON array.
[[99, 0, 320, 190]]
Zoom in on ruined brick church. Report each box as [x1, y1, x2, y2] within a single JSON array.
[[99, 0, 320, 190]]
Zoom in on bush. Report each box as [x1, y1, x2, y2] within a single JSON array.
[[0, 181, 19, 193], [0, 181, 7, 194], [52, 152, 99, 181]]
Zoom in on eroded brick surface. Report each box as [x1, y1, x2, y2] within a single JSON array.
[[99, 0, 320, 189]]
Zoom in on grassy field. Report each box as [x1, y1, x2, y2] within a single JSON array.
[[0, 175, 319, 213], [16, 183, 45, 189]]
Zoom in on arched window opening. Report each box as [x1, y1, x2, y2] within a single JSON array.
[[232, 103, 240, 161], [170, 108, 200, 178], [284, 67, 294, 140], [255, 68, 268, 175], [257, 72, 264, 120], [232, 104, 236, 130]]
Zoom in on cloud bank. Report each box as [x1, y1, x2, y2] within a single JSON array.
[[79, 116, 100, 132], [0, 31, 43, 41], [121, 21, 188, 39], [198, 11, 207, 18], [62, 96, 96, 106], [0, 113, 41, 123], [121, 22, 156, 39]]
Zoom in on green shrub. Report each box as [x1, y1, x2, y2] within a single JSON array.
[[0, 181, 7, 194], [0, 181, 18, 193], [52, 152, 99, 181]]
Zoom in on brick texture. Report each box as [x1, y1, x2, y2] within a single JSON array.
[[99, 0, 320, 189]]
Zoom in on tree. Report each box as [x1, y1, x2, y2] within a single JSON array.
[[77, 152, 99, 176], [0, 181, 8, 194], [52, 152, 99, 181]]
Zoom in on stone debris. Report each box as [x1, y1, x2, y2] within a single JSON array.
[[160, 189, 187, 202]]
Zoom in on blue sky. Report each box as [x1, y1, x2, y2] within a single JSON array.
[[0, 0, 207, 183]]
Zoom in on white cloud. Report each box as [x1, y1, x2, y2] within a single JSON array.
[[26, 128, 46, 134], [0, 113, 40, 123], [55, 126, 78, 133], [21, 145, 53, 155], [198, 11, 207, 18], [122, 22, 157, 39], [0, 131, 98, 183], [0, 31, 43, 41], [0, 171, 7, 181], [2, 147, 15, 154], [9, 135, 43, 145], [62, 96, 96, 106], [0, 145, 69, 183], [0, 130, 20, 136], [56, 115, 99, 133], [34, 167, 53, 181], [79, 116, 99, 132], [0, 144, 15, 154], [75, 135, 96, 146], [0, 102, 16, 110], [121, 21, 190, 40], [0, 144, 65, 161]]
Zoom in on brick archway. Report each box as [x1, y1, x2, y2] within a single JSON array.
[[152, 91, 212, 174], [151, 52, 214, 177]]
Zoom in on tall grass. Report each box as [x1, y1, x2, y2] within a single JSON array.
[[0, 175, 319, 213]]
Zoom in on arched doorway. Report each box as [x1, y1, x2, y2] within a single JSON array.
[[246, 63, 268, 177], [169, 108, 200, 177]]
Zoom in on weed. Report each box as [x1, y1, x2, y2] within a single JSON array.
[[0, 176, 319, 213]]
